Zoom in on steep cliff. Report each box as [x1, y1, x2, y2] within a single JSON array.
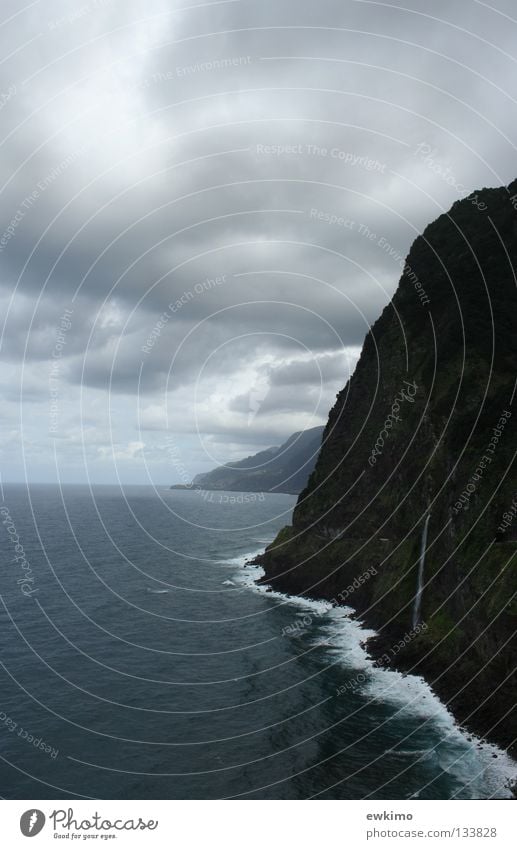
[[259, 183, 517, 753]]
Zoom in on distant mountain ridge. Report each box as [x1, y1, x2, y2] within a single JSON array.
[[171, 426, 324, 494]]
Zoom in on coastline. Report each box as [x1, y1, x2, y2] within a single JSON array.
[[243, 549, 517, 798], [253, 537, 517, 762], [251, 184, 517, 769]]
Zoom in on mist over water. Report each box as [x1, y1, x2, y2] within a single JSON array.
[[0, 485, 513, 799]]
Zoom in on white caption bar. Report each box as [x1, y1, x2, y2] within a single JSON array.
[[0, 799, 514, 848]]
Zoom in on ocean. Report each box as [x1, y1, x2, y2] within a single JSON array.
[[0, 484, 514, 799]]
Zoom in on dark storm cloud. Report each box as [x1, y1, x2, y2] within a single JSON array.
[[1, 0, 517, 478]]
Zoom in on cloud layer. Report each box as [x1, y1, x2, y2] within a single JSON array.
[[1, 0, 516, 482]]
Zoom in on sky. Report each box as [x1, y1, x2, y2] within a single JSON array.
[[1, 0, 517, 484]]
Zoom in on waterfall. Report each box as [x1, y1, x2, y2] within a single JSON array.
[[412, 513, 431, 629]]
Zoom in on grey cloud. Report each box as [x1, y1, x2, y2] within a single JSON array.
[[268, 351, 357, 387], [1, 0, 516, 479]]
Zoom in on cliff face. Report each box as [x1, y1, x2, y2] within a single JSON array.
[[260, 183, 517, 753]]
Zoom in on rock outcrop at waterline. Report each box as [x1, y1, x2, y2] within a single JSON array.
[[259, 182, 517, 754]]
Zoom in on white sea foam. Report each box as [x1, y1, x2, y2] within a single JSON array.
[[386, 748, 434, 758], [233, 550, 517, 798], [320, 608, 517, 797], [215, 549, 265, 568]]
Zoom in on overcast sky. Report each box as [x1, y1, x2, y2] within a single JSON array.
[[1, 0, 516, 484]]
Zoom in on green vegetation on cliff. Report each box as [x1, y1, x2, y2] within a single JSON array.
[[260, 182, 517, 753]]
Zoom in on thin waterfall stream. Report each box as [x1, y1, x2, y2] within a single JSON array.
[[412, 512, 431, 629]]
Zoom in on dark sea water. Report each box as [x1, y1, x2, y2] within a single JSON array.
[[0, 484, 514, 800]]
